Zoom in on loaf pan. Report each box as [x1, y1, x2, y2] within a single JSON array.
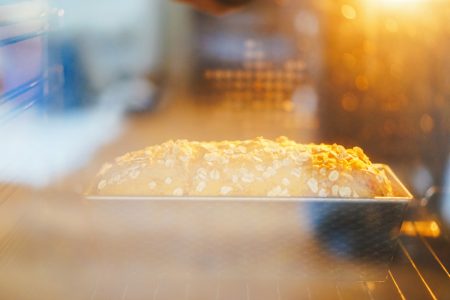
[[85, 164, 412, 282]]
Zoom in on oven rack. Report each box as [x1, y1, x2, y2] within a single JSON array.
[[0, 0, 49, 123], [0, 184, 448, 300]]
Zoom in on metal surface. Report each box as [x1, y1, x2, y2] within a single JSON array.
[[0, 184, 448, 299], [0, 1, 48, 122], [0, 96, 443, 299], [86, 164, 412, 201], [84, 165, 411, 282]]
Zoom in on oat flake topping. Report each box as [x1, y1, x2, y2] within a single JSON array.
[[96, 137, 393, 197]]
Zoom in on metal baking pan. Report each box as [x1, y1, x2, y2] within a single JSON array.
[[85, 164, 412, 282]]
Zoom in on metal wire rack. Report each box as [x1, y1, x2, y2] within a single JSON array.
[[0, 184, 448, 300], [0, 0, 49, 123], [0, 2, 448, 299]]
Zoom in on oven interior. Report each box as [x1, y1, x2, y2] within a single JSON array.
[[0, 0, 449, 299]]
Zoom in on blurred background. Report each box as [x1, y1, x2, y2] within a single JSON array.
[[1, 0, 448, 198], [0, 0, 449, 299]]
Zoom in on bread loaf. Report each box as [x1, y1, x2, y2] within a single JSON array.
[[93, 137, 393, 197]]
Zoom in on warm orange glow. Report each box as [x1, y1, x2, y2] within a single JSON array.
[[203, 40, 306, 111], [355, 75, 369, 91], [366, 0, 428, 13], [401, 221, 441, 238], [341, 93, 359, 112], [378, 0, 425, 7], [420, 114, 434, 133], [385, 19, 399, 32], [341, 4, 357, 20]]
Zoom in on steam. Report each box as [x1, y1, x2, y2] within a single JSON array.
[[0, 0, 165, 187], [0, 105, 124, 187]]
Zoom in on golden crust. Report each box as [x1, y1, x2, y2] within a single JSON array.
[[93, 137, 393, 197]]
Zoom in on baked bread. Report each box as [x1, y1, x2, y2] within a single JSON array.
[[93, 137, 393, 197]]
